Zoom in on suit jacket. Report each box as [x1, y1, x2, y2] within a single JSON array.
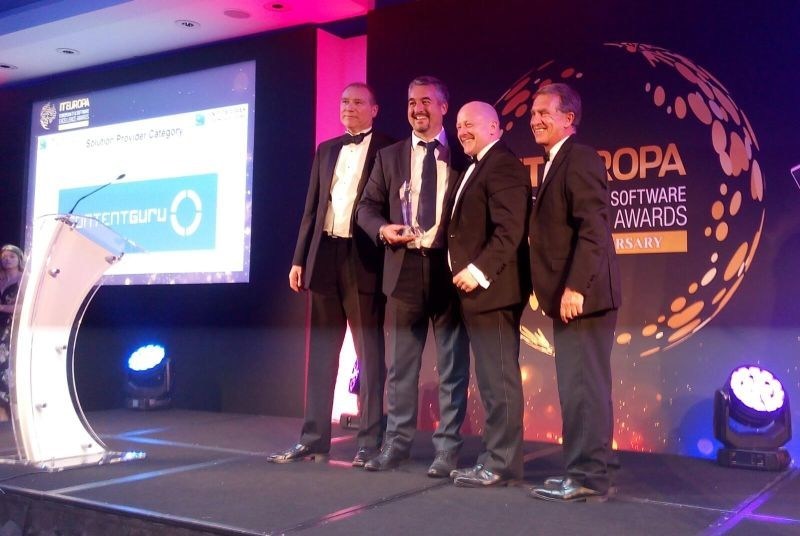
[[447, 141, 531, 314], [292, 131, 395, 293], [356, 135, 467, 297], [529, 136, 621, 319]]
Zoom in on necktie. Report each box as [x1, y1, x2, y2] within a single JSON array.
[[417, 139, 439, 230], [342, 130, 372, 145]]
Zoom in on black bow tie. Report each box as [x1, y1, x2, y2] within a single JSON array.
[[543, 151, 550, 162], [343, 130, 372, 145], [469, 155, 479, 166]]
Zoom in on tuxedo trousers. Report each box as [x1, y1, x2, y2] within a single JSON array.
[[300, 235, 386, 451], [552, 308, 617, 493], [462, 304, 525, 479]]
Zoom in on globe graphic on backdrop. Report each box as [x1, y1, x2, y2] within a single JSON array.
[[496, 42, 765, 359]]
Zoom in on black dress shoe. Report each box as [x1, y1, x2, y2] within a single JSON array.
[[364, 443, 409, 471], [352, 446, 378, 467], [427, 450, 458, 478], [453, 466, 510, 488], [544, 475, 566, 487], [530, 478, 608, 503], [449, 463, 482, 479], [266, 444, 328, 464], [543, 476, 617, 495]]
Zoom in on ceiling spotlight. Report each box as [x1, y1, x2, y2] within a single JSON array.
[[174, 19, 200, 29], [56, 48, 80, 56], [714, 365, 791, 471], [264, 2, 290, 12], [223, 9, 251, 19]]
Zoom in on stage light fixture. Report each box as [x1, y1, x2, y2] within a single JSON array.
[[714, 365, 791, 471], [125, 344, 172, 410]]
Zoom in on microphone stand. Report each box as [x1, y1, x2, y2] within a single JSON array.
[[58, 174, 126, 227], [67, 173, 126, 215]]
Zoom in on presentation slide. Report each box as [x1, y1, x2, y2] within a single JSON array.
[[25, 61, 255, 284]]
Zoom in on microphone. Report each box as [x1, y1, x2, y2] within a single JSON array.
[[67, 173, 126, 215]]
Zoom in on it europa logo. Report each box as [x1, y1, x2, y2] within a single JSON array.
[[39, 102, 56, 130], [498, 42, 764, 358]]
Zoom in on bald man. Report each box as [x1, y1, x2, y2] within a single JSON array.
[[446, 102, 531, 487]]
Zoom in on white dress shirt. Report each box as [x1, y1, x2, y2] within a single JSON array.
[[541, 134, 570, 184], [406, 128, 450, 248], [324, 130, 372, 237]]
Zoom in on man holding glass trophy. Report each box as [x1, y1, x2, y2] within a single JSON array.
[[357, 76, 470, 478]]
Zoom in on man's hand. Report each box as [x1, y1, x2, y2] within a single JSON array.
[[289, 265, 305, 292], [453, 268, 479, 293], [380, 224, 415, 246], [560, 287, 584, 323]]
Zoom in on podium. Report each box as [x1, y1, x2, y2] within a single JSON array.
[[2, 214, 144, 470]]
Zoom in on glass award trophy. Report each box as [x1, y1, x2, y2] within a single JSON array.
[[400, 180, 423, 242]]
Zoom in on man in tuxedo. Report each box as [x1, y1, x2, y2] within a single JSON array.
[[527, 83, 622, 502], [446, 101, 530, 487], [267, 83, 393, 467], [356, 76, 470, 478]]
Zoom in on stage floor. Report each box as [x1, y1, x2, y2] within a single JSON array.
[[0, 409, 797, 535]]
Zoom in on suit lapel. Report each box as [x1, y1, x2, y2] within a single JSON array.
[[322, 140, 343, 197], [448, 168, 468, 222], [355, 135, 380, 200], [400, 138, 412, 184], [442, 156, 466, 228], [533, 136, 573, 214], [451, 142, 501, 221], [441, 131, 466, 196]]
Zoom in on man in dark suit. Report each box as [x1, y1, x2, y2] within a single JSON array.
[[267, 83, 393, 467], [356, 76, 470, 478], [527, 83, 622, 502], [445, 101, 531, 487]]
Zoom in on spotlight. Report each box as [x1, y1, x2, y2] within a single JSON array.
[[125, 344, 172, 410], [714, 365, 791, 470]]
